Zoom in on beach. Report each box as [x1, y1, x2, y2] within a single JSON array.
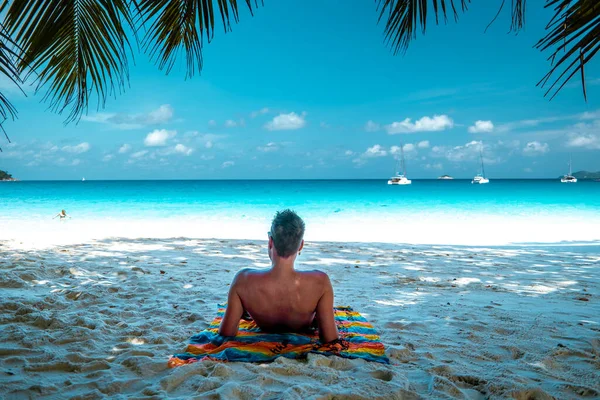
[[1, 0, 599, 396], [1, 237, 599, 399]]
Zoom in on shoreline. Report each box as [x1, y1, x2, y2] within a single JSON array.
[[1, 237, 598, 398], [2, 215, 600, 250], [2, 235, 600, 251]]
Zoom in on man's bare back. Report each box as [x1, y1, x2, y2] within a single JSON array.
[[218, 210, 339, 343]]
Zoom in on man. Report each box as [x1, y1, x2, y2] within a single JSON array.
[[219, 209, 339, 343]]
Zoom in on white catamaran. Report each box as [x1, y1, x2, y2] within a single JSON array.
[[388, 145, 411, 185], [471, 148, 489, 184], [561, 155, 577, 183]]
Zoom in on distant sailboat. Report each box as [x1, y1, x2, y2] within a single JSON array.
[[82, 177, 86, 182], [388, 144, 411, 185], [471, 147, 489, 184], [561, 155, 577, 183]]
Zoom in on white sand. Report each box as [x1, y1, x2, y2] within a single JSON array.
[[1, 238, 599, 399]]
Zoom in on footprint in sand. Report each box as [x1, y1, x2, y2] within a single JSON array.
[[369, 369, 394, 382], [450, 375, 487, 388]]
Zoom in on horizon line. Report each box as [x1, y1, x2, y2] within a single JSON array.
[[3, 177, 589, 182]]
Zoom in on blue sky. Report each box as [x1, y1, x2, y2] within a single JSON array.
[[1, 0, 599, 180]]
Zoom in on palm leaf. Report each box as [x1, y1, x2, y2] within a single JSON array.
[[0, 22, 25, 151], [377, 0, 470, 55], [136, 0, 260, 78], [0, 0, 135, 124], [535, 0, 599, 101]]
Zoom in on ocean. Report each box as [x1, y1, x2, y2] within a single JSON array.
[[1, 179, 599, 246]]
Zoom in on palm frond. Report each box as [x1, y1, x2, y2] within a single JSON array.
[[0, 22, 26, 150], [0, 0, 135, 124], [536, 0, 599, 101], [136, 0, 260, 79], [377, 0, 470, 55]]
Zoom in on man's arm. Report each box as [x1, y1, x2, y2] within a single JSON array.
[[315, 274, 339, 343], [218, 272, 245, 337]]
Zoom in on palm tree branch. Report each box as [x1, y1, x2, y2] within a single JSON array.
[[1, 0, 135, 124], [136, 0, 259, 79], [0, 23, 24, 120], [377, 0, 470, 55], [535, 0, 600, 101]]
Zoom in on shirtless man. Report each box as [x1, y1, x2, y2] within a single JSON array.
[[219, 210, 339, 343]]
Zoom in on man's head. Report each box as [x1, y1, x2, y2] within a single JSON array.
[[268, 209, 305, 259]]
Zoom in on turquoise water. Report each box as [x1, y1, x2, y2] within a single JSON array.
[[1, 180, 599, 245]]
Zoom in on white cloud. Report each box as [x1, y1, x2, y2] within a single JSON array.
[[495, 113, 585, 133], [71, 159, 81, 166], [264, 112, 306, 131], [146, 104, 174, 124], [566, 133, 600, 149], [468, 120, 494, 133], [144, 129, 176, 147], [524, 167, 533, 173], [174, 144, 193, 156], [62, 142, 91, 154], [417, 140, 430, 149], [130, 150, 148, 159], [257, 142, 279, 152], [208, 120, 217, 127], [205, 141, 213, 149], [344, 150, 354, 156], [222, 161, 235, 168], [82, 104, 173, 130], [102, 154, 114, 162], [251, 107, 270, 118], [364, 120, 380, 132], [224, 120, 238, 128], [118, 144, 131, 154], [392, 142, 417, 152], [523, 141, 549, 156], [352, 144, 388, 166], [579, 110, 600, 120], [385, 115, 453, 134], [364, 144, 387, 157], [432, 140, 486, 162]]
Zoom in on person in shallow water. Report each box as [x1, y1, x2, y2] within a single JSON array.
[[53, 209, 70, 220], [219, 209, 339, 343]]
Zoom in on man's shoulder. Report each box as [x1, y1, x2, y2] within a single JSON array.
[[298, 269, 330, 282], [234, 267, 262, 279]]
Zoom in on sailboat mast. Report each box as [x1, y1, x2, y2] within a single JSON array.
[[400, 144, 406, 176], [480, 148, 486, 178], [569, 154, 572, 176]]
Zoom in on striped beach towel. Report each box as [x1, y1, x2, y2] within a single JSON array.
[[169, 305, 389, 366]]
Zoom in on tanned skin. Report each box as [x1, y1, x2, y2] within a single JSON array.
[[218, 237, 339, 343]]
